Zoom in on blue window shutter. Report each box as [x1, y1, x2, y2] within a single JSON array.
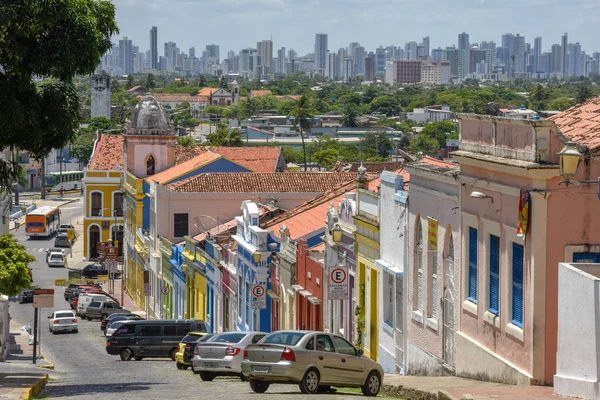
[[512, 243, 524, 327], [468, 227, 478, 303], [489, 235, 500, 314], [573, 252, 600, 263]]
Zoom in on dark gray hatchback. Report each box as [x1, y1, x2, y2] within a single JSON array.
[[106, 319, 207, 361]]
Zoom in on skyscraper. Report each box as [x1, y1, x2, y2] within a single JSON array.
[[206, 44, 220, 62], [353, 46, 365, 77], [458, 32, 470, 78], [533, 37, 542, 73], [164, 42, 178, 71], [422, 36, 430, 57], [277, 47, 286, 75], [314, 33, 328, 70], [118, 36, 133, 75], [150, 26, 158, 69], [189, 47, 195, 58], [257, 40, 273, 68], [562, 33, 568, 76]]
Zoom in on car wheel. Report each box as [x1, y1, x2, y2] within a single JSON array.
[[299, 368, 320, 394], [176, 362, 185, 370], [101, 314, 108, 321], [239, 374, 248, 382], [119, 348, 133, 361], [191, 364, 200, 374], [249, 379, 270, 394], [199, 371, 216, 381], [134, 357, 143, 361], [168, 348, 177, 361], [86, 317, 93, 321], [361, 370, 381, 397]]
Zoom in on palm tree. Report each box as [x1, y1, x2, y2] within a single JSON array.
[[341, 104, 359, 127], [288, 95, 314, 171], [176, 136, 196, 147]]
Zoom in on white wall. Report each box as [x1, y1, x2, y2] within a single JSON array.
[[555, 262, 600, 399]]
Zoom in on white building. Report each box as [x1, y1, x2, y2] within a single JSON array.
[[421, 57, 451, 85]]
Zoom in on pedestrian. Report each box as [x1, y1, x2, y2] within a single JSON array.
[[80, 187, 84, 196], [59, 185, 64, 197]]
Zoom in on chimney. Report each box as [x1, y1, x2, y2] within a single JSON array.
[[356, 162, 368, 190]]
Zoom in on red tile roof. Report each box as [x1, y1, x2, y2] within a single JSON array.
[[419, 156, 458, 169], [548, 96, 600, 151], [88, 133, 125, 171], [250, 90, 273, 98], [197, 87, 219, 97], [175, 146, 283, 172], [333, 161, 405, 173], [146, 152, 222, 184], [166, 172, 357, 193], [151, 93, 209, 103]]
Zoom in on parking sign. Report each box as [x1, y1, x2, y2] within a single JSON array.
[[251, 283, 266, 309], [328, 266, 349, 300]]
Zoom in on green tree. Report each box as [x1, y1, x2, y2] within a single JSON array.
[[312, 149, 340, 170], [145, 73, 156, 89], [409, 134, 441, 157], [369, 95, 401, 116], [126, 74, 135, 89], [288, 95, 315, 171], [205, 122, 243, 147], [341, 104, 360, 127], [419, 121, 458, 145], [176, 136, 196, 147], [282, 146, 304, 165], [529, 84, 549, 110], [547, 97, 574, 111], [0, 235, 34, 296], [0, 0, 118, 193], [359, 132, 393, 158], [71, 130, 97, 165], [575, 84, 593, 104]]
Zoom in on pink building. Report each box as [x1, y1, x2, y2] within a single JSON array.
[[452, 105, 600, 385]]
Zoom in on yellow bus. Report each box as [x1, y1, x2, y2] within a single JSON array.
[[25, 206, 61, 237]]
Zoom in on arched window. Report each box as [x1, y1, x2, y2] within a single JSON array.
[[414, 217, 423, 312], [89, 225, 100, 259], [147, 155, 156, 176], [91, 192, 102, 217]]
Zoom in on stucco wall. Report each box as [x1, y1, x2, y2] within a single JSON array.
[[406, 169, 460, 375], [554, 262, 600, 399]]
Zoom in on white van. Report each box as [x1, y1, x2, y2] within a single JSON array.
[[77, 293, 111, 317]]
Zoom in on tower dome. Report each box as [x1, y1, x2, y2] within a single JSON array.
[[128, 94, 172, 134]]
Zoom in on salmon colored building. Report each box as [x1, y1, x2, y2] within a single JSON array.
[[452, 101, 600, 386], [295, 239, 325, 331]]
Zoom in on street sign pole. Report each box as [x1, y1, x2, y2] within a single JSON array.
[[38, 307, 42, 363], [32, 307, 38, 364]]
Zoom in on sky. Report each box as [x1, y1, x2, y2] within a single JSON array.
[[113, 0, 600, 56]]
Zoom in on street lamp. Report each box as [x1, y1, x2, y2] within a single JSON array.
[[331, 223, 343, 243], [558, 140, 583, 186], [253, 250, 261, 264], [470, 191, 494, 203]]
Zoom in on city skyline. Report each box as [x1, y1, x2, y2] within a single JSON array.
[[114, 0, 600, 54]]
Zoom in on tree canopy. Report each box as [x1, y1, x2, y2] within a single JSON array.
[[0, 0, 118, 191], [0, 235, 34, 296], [71, 117, 119, 165]]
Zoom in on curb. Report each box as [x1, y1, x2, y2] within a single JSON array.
[[39, 348, 55, 370], [18, 374, 48, 400]]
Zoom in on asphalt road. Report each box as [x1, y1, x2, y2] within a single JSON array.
[[8, 196, 370, 399]]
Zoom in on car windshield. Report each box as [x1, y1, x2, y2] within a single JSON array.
[[50, 254, 63, 259], [261, 332, 306, 346], [108, 321, 123, 329], [56, 312, 74, 318], [181, 333, 204, 343], [198, 334, 215, 343], [211, 333, 247, 343]]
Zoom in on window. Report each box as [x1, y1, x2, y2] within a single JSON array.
[[91, 192, 102, 217], [113, 192, 124, 217], [262, 332, 306, 346], [333, 336, 357, 356], [213, 333, 246, 343], [512, 243, 524, 327], [489, 235, 500, 314], [140, 325, 162, 336], [383, 272, 393, 327], [251, 334, 265, 344], [163, 325, 177, 336], [114, 324, 136, 336], [305, 337, 314, 350], [414, 218, 423, 311], [573, 252, 600, 263], [174, 213, 188, 237], [146, 155, 155, 176], [468, 227, 478, 303], [316, 335, 335, 352]]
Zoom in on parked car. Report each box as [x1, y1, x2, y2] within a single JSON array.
[[67, 285, 106, 305], [64, 283, 101, 301], [46, 248, 65, 263], [101, 313, 139, 332], [54, 232, 70, 248], [48, 310, 78, 334], [175, 332, 214, 371], [84, 301, 129, 320], [106, 319, 207, 361], [58, 224, 75, 235], [105, 315, 145, 337], [82, 264, 121, 279], [241, 330, 384, 396], [192, 331, 266, 381], [19, 289, 34, 304], [76, 293, 118, 316], [47, 251, 66, 267]]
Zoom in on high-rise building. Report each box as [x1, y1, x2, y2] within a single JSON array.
[[348, 42, 360, 59], [325, 51, 338, 80], [533, 37, 542, 73], [470, 48, 492, 74], [568, 42, 582, 77], [458, 32, 470, 78], [342, 57, 354, 81], [353, 46, 365, 77], [257, 40, 273, 69], [421, 57, 450, 84], [118, 36, 133, 75], [206, 44, 220, 62], [431, 48, 443, 61], [189, 47, 195, 58], [375, 46, 386, 74], [443, 46, 462, 80], [405, 41, 418, 60], [562, 33, 568, 75], [388, 60, 421, 84], [365, 53, 375, 81], [514, 34, 526, 73], [276, 47, 286, 75], [150, 26, 158, 69], [551, 44, 563, 73], [314, 33, 328, 70], [422, 36, 430, 57], [164, 42, 178, 71]]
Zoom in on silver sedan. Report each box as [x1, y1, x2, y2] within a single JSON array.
[[192, 331, 267, 381], [241, 330, 383, 396], [48, 310, 78, 334]]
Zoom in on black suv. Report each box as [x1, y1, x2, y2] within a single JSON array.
[[64, 283, 101, 301], [82, 264, 122, 279]]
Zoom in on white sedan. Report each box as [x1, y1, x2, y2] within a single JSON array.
[[48, 310, 78, 334]]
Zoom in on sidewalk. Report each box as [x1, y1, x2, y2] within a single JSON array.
[[0, 318, 57, 399], [382, 375, 575, 400]]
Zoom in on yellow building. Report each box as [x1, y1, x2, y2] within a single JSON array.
[[82, 134, 125, 260], [353, 169, 381, 361], [181, 237, 207, 321]]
